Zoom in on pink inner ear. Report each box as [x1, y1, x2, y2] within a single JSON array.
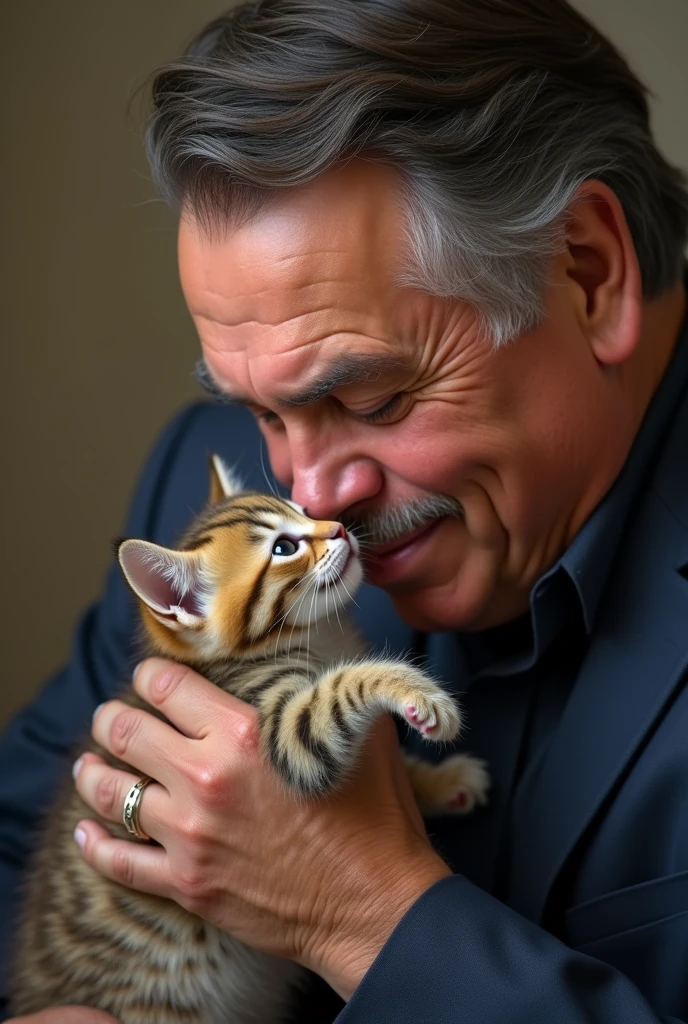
[[120, 544, 206, 617], [124, 550, 180, 613]]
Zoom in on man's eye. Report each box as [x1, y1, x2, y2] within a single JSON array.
[[357, 393, 405, 424], [256, 410, 282, 427]]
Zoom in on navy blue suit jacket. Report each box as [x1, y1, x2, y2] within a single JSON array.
[[1, 389, 688, 1022]]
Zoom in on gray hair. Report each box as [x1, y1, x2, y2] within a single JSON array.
[[146, 0, 688, 346]]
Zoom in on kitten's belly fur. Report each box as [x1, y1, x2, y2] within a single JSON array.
[[14, 780, 304, 1023]]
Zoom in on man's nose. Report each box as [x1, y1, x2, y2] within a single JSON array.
[[291, 457, 383, 522]]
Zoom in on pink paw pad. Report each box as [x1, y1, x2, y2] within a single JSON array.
[[449, 790, 470, 811], [405, 704, 438, 735]]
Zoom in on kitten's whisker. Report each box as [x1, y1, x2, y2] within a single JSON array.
[[339, 576, 360, 609], [333, 580, 343, 634], [324, 576, 331, 627], [284, 565, 318, 599], [291, 574, 318, 667], [296, 581, 315, 667], [259, 438, 280, 498], [282, 577, 311, 663], [270, 567, 320, 658], [346, 526, 374, 543], [306, 573, 319, 674]]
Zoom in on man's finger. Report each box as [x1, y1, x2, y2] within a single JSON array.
[[91, 700, 189, 788], [74, 819, 170, 900], [74, 754, 172, 842], [133, 657, 255, 740]]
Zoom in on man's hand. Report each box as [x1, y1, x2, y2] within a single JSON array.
[[73, 658, 451, 999], [7, 1009, 120, 1022]]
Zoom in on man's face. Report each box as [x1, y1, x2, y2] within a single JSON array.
[[178, 161, 627, 632]]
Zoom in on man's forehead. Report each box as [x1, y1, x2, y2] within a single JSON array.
[[178, 161, 405, 325]]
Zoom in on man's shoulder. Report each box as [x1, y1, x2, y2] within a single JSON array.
[[649, 382, 688, 535]]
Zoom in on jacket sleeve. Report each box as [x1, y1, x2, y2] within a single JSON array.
[[0, 402, 232, 1018], [337, 875, 684, 1024]]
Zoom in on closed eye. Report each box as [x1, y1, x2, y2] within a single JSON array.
[[254, 394, 406, 427], [356, 393, 405, 424]]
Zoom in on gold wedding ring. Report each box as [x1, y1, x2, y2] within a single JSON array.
[[122, 775, 153, 840]]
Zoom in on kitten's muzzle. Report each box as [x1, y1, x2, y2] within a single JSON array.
[[318, 535, 358, 590]]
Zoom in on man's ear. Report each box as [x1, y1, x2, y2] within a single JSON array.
[[208, 453, 244, 505], [118, 539, 208, 631], [563, 180, 642, 366]]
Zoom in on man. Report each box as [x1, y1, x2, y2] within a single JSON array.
[[3, 0, 688, 1020]]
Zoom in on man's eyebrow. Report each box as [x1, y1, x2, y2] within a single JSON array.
[[276, 354, 405, 408], [193, 359, 248, 405], [193, 353, 405, 409]]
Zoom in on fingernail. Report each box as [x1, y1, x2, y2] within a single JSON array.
[[133, 661, 144, 680], [92, 703, 105, 723], [74, 827, 87, 850], [72, 756, 84, 779]]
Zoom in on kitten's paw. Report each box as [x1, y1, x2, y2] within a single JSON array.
[[404, 701, 446, 737], [431, 754, 491, 814], [389, 667, 461, 742]]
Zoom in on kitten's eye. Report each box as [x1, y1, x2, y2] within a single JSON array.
[[272, 537, 299, 557]]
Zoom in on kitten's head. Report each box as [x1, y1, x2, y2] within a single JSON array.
[[117, 455, 362, 661]]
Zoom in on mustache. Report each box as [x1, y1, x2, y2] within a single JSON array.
[[341, 495, 464, 548]]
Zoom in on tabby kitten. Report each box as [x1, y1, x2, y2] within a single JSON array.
[[13, 456, 489, 1023]]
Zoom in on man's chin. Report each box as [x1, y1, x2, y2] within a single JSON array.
[[385, 570, 529, 633], [386, 585, 482, 633], [377, 542, 508, 633]]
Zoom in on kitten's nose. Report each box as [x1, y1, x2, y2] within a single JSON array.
[[329, 523, 348, 541]]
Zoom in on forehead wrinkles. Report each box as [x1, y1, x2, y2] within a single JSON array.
[[190, 253, 398, 364], [207, 331, 407, 413], [180, 168, 406, 346], [183, 239, 426, 408], [181, 195, 398, 326], [189, 249, 404, 404]]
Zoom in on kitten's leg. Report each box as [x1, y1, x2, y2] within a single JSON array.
[[257, 660, 462, 794], [403, 752, 491, 815]]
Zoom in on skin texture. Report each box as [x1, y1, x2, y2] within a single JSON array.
[[62, 160, 686, 1014]]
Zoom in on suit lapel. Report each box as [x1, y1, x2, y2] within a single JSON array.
[[509, 485, 688, 922]]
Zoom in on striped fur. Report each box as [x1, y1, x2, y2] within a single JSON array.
[[12, 460, 489, 1021]]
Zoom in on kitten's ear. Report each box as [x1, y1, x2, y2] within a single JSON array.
[[118, 539, 208, 632], [208, 454, 244, 505]]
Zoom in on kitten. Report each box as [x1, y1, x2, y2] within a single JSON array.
[[12, 456, 489, 1023]]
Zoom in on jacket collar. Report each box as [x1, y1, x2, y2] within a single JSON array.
[[509, 379, 688, 922]]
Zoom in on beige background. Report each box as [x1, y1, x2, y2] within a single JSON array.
[[1, 0, 687, 728]]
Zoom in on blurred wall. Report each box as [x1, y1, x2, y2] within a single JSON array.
[[1, 0, 687, 727]]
